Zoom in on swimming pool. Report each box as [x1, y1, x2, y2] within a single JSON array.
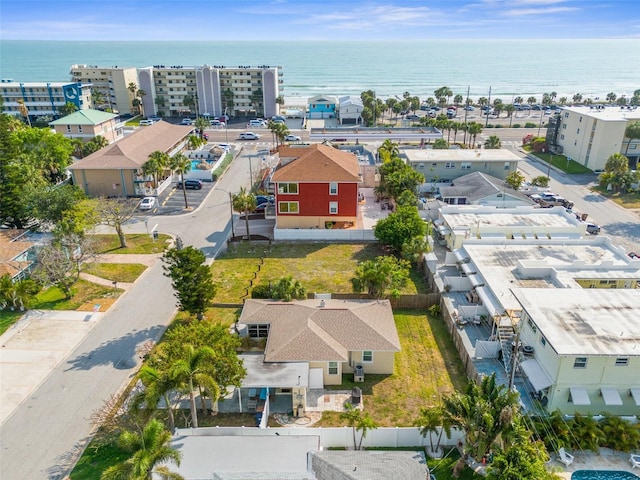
[[572, 471, 640, 480]]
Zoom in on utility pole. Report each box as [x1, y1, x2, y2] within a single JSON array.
[[485, 86, 492, 128], [508, 327, 521, 391]]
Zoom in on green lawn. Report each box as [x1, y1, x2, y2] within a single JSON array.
[[590, 185, 640, 209], [33, 280, 122, 311], [0, 310, 25, 335], [524, 149, 592, 174], [211, 243, 427, 303], [317, 310, 467, 427], [91, 233, 171, 254], [82, 263, 147, 283], [70, 438, 130, 480]]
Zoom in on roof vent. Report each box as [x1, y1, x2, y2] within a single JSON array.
[[319, 299, 326, 308]]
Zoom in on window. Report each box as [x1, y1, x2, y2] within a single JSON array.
[[328, 362, 338, 375], [504, 162, 510, 170], [540, 335, 547, 346], [527, 318, 537, 334], [78, 125, 83, 133], [579, 116, 582, 122], [248, 324, 269, 338], [562, 123, 567, 129], [278, 201, 299, 214], [329, 182, 338, 195], [418, 163, 425, 169], [278, 183, 298, 194], [329, 201, 338, 214], [66, 125, 71, 133], [577, 128, 580, 134], [560, 134, 565, 140], [362, 351, 373, 363], [573, 357, 587, 368], [461, 162, 471, 170], [445, 162, 455, 169], [615, 357, 629, 366]]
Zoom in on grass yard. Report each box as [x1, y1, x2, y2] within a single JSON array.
[[317, 310, 467, 427], [34, 279, 122, 312], [82, 263, 147, 283], [0, 310, 25, 335], [91, 233, 171, 254], [69, 439, 130, 480], [525, 149, 593, 174], [590, 185, 640, 209], [211, 243, 427, 303]]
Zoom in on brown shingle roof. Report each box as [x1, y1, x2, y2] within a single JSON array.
[[271, 144, 361, 182], [239, 299, 400, 363], [68, 122, 192, 170], [0, 230, 34, 279]]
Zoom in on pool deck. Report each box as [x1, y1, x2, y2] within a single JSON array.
[[551, 448, 639, 479]]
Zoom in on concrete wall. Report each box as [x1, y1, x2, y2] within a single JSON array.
[[274, 228, 376, 242], [73, 168, 136, 197], [347, 351, 396, 375], [175, 426, 465, 450]]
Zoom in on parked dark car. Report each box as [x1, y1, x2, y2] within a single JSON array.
[[255, 195, 275, 206], [176, 179, 203, 190]]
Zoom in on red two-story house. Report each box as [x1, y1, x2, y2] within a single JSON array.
[[271, 144, 361, 229]]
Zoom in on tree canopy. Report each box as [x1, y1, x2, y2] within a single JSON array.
[[351, 255, 410, 299], [162, 245, 216, 320], [374, 205, 427, 253]]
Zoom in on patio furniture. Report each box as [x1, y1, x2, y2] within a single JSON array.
[[558, 448, 574, 466], [247, 399, 257, 412], [630, 454, 640, 468], [352, 386, 362, 405], [248, 388, 257, 400]]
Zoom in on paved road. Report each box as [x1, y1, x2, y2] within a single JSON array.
[[0, 149, 252, 479], [514, 151, 640, 254]]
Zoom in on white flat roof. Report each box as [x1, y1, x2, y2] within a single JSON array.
[[240, 353, 309, 388], [403, 148, 521, 163], [562, 105, 640, 122], [170, 434, 320, 479], [512, 288, 640, 356], [460, 238, 638, 313], [442, 206, 578, 230]]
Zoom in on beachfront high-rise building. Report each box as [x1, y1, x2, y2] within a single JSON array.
[[70, 65, 138, 115], [70, 64, 283, 119], [0, 80, 92, 120]]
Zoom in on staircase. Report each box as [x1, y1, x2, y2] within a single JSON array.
[[496, 319, 516, 376]]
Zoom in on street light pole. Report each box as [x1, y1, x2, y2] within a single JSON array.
[[547, 152, 553, 180], [216, 188, 235, 240]]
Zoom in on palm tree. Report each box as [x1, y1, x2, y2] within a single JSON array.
[[135, 365, 178, 433], [136, 90, 146, 116], [340, 403, 378, 450], [415, 405, 451, 458], [128, 82, 138, 114], [169, 345, 220, 429], [251, 88, 264, 117], [183, 95, 195, 116], [232, 187, 257, 240], [272, 275, 306, 301], [624, 120, 640, 157], [504, 104, 515, 126], [468, 122, 483, 147], [606, 92, 617, 103], [478, 97, 488, 109], [484, 135, 502, 149], [378, 139, 399, 160], [268, 121, 289, 147], [559, 97, 568, 105], [100, 419, 183, 480], [527, 96, 537, 107], [91, 89, 105, 109], [441, 373, 520, 464], [143, 151, 170, 188], [572, 93, 583, 104], [194, 117, 209, 140], [170, 153, 191, 209], [453, 94, 463, 108], [514, 96, 524, 106], [222, 88, 235, 114]]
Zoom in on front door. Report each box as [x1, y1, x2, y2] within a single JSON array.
[[308, 368, 324, 389]]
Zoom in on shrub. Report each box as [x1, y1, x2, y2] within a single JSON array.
[[494, 124, 502, 128], [525, 122, 537, 128], [512, 124, 521, 128], [485, 124, 494, 128], [251, 283, 272, 299]]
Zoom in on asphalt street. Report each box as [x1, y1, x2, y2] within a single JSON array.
[[0, 148, 253, 479]]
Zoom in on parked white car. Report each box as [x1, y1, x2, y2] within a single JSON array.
[[138, 197, 157, 211], [284, 134, 301, 142]]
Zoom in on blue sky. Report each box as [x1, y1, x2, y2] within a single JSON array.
[[1, 0, 639, 40]]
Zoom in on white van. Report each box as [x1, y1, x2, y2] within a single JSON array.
[[248, 119, 266, 128]]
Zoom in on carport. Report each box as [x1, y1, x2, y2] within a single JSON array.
[[236, 354, 309, 413]]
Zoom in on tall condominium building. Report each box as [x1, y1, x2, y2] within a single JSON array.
[[0, 80, 92, 119], [70, 64, 139, 114], [71, 64, 283, 118]]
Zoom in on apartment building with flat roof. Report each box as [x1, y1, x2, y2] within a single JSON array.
[[0, 80, 92, 120], [546, 105, 640, 170], [70, 64, 138, 114], [72, 64, 283, 119]]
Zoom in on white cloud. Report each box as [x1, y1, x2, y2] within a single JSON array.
[[501, 6, 578, 16]]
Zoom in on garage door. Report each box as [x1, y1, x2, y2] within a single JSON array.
[[308, 368, 324, 389]]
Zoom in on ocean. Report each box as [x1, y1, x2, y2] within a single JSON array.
[[1, 39, 639, 104]]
